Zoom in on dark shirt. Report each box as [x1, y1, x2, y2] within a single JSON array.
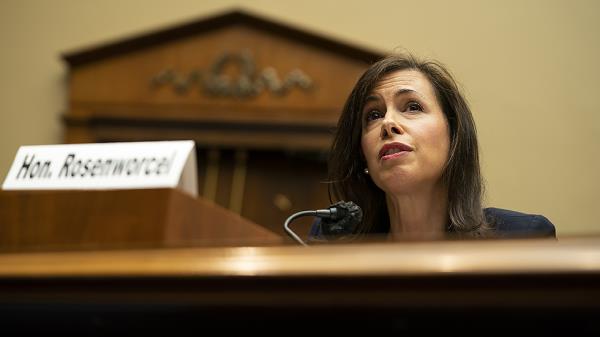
[[309, 207, 556, 242]]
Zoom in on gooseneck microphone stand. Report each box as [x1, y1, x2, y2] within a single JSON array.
[[283, 210, 314, 246]]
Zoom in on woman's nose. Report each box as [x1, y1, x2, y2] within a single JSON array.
[[380, 120, 404, 139]]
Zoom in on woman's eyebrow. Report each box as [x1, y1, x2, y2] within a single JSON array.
[[394, 88, 420, 97], [364, 94, 380, 103]]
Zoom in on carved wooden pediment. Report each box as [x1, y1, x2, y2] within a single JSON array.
[[63, 9, 383, 150]]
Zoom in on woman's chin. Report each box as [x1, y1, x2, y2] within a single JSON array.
[[376, 173, 420, 195]]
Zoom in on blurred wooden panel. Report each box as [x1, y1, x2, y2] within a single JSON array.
[[65, 12, 377, 115], [241, 149, 330, 236], [63, 10, 382, 149], [66, 118, 333, 151], [61, 10, 383, 238]]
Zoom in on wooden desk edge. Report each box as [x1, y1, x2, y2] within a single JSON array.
[[0, 237, 599, 278]]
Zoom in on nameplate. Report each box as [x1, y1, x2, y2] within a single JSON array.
[[1, 141, 198, 197]]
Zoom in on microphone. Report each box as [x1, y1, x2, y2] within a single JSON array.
[[283, 201, 363, 246]]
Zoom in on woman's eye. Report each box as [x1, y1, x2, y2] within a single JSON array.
[[406, 102, 423, 112], [366, 110, 384, 122]]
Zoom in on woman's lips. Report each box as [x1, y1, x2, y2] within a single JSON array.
[[381, 151, 410, 161], [379, 142, 413, 161]]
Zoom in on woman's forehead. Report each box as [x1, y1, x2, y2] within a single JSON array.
[[370, 69, 434, 97]]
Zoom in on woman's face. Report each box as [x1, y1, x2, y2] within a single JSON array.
[[360, 69, 450, 195]]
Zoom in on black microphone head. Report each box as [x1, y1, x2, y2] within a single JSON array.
[[321, 201, 363, 238]]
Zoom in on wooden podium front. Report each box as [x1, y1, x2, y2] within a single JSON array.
[[0, 238, 599, 334], [0, 189, 283, 251]]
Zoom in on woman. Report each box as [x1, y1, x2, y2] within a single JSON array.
[[312, 53, 555, 242]]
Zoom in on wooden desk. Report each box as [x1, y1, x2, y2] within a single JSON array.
[[1, 237, 599, 335]]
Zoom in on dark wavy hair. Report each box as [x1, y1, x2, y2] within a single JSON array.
[[328, 53, 488, 238]]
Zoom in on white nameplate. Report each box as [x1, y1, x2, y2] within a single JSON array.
[[2, 141, 198, 197]]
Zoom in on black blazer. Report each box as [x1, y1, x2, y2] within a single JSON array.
[[308, 207, 556, 241], [484, 207, 556, 238]]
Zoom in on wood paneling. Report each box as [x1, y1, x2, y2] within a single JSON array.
[[62, 10, 382, 237]]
